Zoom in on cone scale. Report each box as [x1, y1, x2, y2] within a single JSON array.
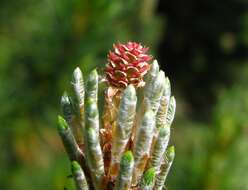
[[105, 42, 152, 88]]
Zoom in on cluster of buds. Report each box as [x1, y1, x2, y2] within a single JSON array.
[[57, 42, 176, 190]]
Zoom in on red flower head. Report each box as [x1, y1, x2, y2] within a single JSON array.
[[105, 42, 152, 88]]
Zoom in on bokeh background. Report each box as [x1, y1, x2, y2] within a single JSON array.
[[0, 0, 248, 189]]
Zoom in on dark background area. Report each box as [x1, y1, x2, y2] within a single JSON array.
[[0, 0, 247, 189], [157, 0, 247, 120]]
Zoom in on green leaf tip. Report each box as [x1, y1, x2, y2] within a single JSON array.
[[150, 60, 159, 75], [143, 69, 166, 115], [145, 60, 159, 85], [166, 146, 175, 161], [142, 167, 156, 186], [72, 67, 83, 83], [71, 160, 89, 190], [86, 69, 98, 102], [57, 115, 69, 131], [156, 71, 166, 91], [88, 69, 98, 83], [158, 70, 165, 80], [121, 151, 134, 164], [164, 77, 171, 94], [60, 92, 72, 117], [91, 68, 98, 75], [170, 96, 176, 109], [164, 77, 170, 87], [61, 91, 70, 104], [71, 161, 81, 173]]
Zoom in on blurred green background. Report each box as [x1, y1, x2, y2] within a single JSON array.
[[0, 0, 247, 189]]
